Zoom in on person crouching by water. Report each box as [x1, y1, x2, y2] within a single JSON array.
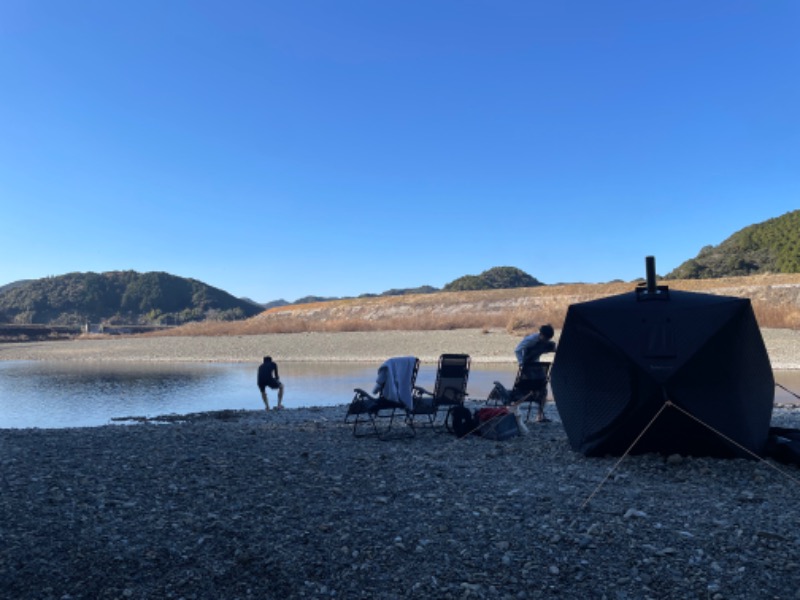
[[257, 356, 284, 410]]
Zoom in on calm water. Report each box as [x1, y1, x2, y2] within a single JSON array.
[[2, 361, 798, 430], [0, 361, 519, 429]]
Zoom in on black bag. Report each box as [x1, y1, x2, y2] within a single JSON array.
[[765, 427, 800, 465], [449, 404, 479, 438]]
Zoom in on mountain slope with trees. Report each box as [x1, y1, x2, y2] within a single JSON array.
[[0, 266, 548, 326], [667, 210, 800, 279], [4, 205, 799, 329], [443, 267, 543, 292], [0, 271, 263, 326]]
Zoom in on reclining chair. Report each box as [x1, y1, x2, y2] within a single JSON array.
[[411, 353, 471, 431], [487, 361, 552, 423], [345, 356, 420, 438]]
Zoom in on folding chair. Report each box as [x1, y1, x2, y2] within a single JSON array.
[[412, 353, 471, 430], [487, 361, 551, 423], [345, 356, 420, 438]]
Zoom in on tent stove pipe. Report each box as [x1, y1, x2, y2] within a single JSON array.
[[638, 256, 669, 301]]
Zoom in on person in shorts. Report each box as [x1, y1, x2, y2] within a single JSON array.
[[257, 356, 284, 410], [515, 325, 556, 422]]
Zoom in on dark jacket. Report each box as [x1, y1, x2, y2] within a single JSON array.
[[257, 359, 280, 388]]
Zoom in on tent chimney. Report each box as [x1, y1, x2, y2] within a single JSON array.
[[646, 256, 656, 294], [637, 255, 669, 301]]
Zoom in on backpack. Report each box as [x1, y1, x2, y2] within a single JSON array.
[[765, 427, 800, 465], [449, 404, 479, 438]]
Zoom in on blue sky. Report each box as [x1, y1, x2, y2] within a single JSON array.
[[1, 1, 798, 302]]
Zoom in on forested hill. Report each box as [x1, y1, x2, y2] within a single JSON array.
[[0, 271, 263, 326], [668, 210, 800, 279], [443, 267, 543, 291]]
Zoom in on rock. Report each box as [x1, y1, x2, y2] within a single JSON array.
[[666, 454, 684, 465]]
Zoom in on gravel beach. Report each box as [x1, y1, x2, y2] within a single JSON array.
[[2, 329, 800, 599], [3, 406, 800, 600]]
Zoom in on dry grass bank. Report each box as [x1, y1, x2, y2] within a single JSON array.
[[150, 273, 800, 337]]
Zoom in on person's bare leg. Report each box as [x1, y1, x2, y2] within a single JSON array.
[[536, 399, 550, 423], [260, 390, 270, 411], [277, 383, 284, 408]]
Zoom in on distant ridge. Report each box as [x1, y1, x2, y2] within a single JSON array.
[[3, 210, 799, 327], [267, 267, 543, 307]]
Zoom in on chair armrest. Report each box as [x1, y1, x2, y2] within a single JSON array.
[[348, 388, 379, 416], [353, 387, 376, 400]]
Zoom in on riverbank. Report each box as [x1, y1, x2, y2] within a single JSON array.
[[2, 405, 800, 599], [2, 328, 799, 369]]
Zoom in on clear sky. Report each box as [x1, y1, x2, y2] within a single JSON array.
[[1, 1, 798, 302]]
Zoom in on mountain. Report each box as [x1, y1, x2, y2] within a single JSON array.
[[668, 210, 800, 279], [379, 285, 439, 296], [11, 207, 800, 329], [239, 296, 269, 309], [0, 271, 263, 326], [443, 267, 543, 292], [0, 267, 546, 327], [260, 299, 290, 310]]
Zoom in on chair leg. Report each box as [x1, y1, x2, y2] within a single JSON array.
[[377, 408, 415, 440], [437, 405, 460, 433], [351, 411, 381, 437]]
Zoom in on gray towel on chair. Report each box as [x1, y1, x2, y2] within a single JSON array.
[[373, 356, 417, 410]]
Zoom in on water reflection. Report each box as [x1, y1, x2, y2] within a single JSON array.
[[0, 361, 796, 430], [0, 361, 519, 429]]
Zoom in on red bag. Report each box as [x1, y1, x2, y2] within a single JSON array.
[[476, 406, 520, 441], [477, 407, 509, 423]]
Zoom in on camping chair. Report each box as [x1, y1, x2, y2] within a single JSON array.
[[345, 356, 420, 438], [487, 361, 552, 423], [412, 353, 471, 430]]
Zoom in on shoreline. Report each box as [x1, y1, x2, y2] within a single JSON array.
[[1, 327, 799, 369]]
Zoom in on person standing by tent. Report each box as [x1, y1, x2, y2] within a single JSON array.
[[515, 325, 556, 422], [257, 356, 284, 411], [515, 324, 556, 366]]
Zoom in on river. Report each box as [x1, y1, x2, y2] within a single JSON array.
[[2, 361, 798, 429]]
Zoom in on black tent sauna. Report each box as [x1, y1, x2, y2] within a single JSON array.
[[551, 257, 774, 458]]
